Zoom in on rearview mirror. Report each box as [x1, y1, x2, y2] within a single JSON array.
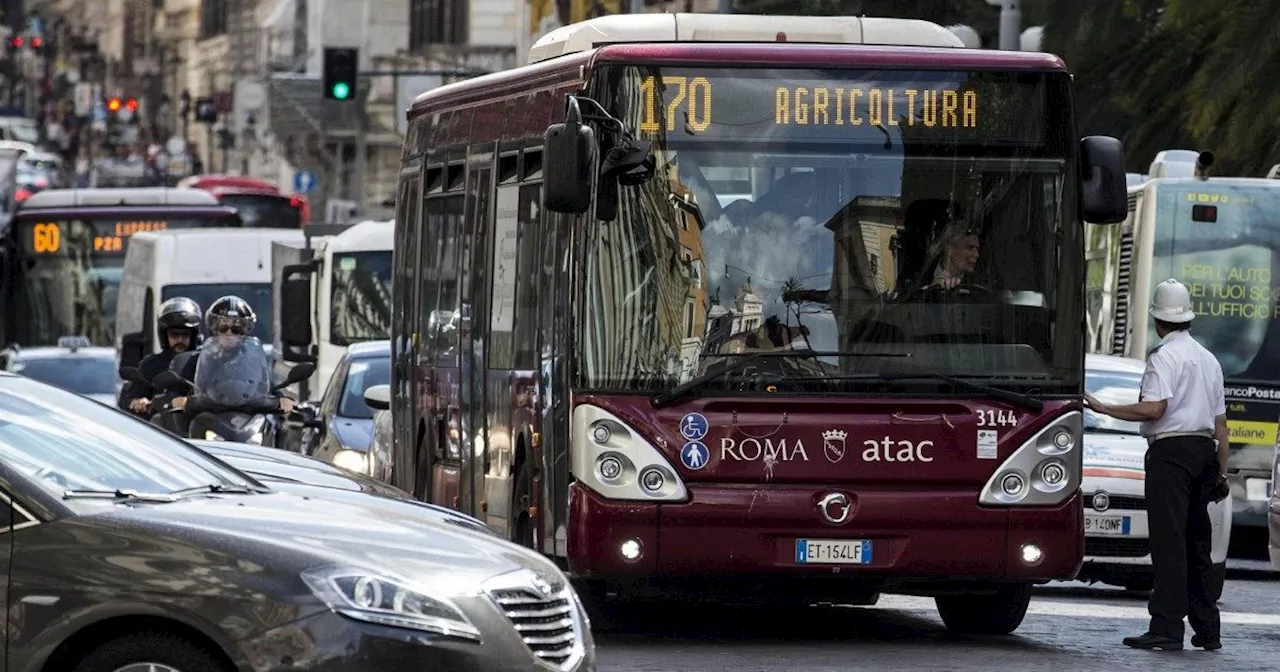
[[280, 261, 316, 362], [154, 370, 191, 391], [543, 97, 595, 214], [119, 331, 148, 369], [118, 366, 147, 385], [363, 384, 391, 411], [1080, 135, 1128, 224], [273, 362, 316, 391]]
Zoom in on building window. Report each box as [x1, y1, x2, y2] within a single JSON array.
[[684, 300, 694, 339], [410, 0, 468, 50], [200, 0, 229, 39]]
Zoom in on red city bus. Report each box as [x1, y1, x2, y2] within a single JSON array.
[[388, 14, 1128, 635], [178, 174, 310, 227]]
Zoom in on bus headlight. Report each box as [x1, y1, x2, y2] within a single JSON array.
[[980, 411, 1082, 506], [572, 405, 687, 502]]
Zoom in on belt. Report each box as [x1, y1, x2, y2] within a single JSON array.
[[1146, 429, 1213, 444]]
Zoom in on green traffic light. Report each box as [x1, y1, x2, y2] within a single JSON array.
[[332, 82, 351, 99]]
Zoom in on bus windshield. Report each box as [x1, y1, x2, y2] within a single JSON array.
[[8, 216, 239, 346], [577, 65, 1079, 394], [330, 251, 394, 345], [217, 193, 303, 228], [1150, 182, 1280, 380]]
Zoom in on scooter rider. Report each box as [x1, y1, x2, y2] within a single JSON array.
[[171, 296, 295, 421], [119, 297, 202, 417]]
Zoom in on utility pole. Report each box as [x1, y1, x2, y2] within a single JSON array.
[[353, 83, 370, 212], [986, 0, 1021, 51]]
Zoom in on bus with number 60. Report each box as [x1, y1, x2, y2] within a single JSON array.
[[388, 13, 1128, 637]]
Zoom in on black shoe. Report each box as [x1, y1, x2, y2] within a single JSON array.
[[1190, 634, 1222, 651], [1123, 632, 1183, 650]]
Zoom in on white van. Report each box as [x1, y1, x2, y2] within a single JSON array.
[[115, 228, 306, 366]]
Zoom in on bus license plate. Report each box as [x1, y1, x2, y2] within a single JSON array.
[[1084, 515, 1131, 536], [795, 539, 872, 564]]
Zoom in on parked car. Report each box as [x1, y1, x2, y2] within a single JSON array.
[[0, 371, 594, 671], [1077, 354, 1231, 597], [300, 340, 390, 480]]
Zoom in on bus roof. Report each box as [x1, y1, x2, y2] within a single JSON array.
[[409, 38, 1066, 119], [528, 13, 963, 63], [18, 188, 222, 209]]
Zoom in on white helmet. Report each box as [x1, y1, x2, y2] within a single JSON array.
[[1150, 278, 1194, 323]]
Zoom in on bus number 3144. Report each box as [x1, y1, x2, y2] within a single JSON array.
[[977, 409, 1018, 427], [639, 75, 712, 134]]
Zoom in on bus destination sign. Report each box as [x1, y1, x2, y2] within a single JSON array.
[[630, 67, 1047, 147], [25, 220, 173, 256]]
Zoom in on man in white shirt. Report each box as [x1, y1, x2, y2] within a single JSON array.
[[1085, 278, 1229, 652]]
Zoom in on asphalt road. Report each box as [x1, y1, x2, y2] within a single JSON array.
[[595, 575, 1280, 671]]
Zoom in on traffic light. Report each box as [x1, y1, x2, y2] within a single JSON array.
[[30, 36, 42, 51], [322, 47, 358, 101], [125, 98, 138, 112], [107, 97, 122, 112]]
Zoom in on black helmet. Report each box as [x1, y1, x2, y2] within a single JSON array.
[[206, 295, 257, 336], [157, 297, 202, 332]]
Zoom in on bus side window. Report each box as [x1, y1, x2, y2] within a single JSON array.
[[513, 184, 542, 370]]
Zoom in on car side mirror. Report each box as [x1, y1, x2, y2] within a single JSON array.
[[363, 384, 391, 411]]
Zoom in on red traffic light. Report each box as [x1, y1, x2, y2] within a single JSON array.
[[107, 97, 122, 112], [125, 98, 138, 112], [9, 36, 22, 48], [31, 37, 42, 49]]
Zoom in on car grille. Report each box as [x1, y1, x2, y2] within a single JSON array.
[[485, 571, 582, 670], [1086, 537, 1150, 558]]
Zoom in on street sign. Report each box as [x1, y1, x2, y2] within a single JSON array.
[[294, 170, 318, 194]]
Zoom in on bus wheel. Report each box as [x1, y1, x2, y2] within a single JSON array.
[[935, 583, 1032, 635], [512, 458, 534, 548]]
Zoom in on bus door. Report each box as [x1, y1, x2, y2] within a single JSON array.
[[391, 168, 420, 496], [458, 150, 494, 517]]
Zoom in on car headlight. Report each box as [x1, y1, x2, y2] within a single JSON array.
[[301, 566, 481, 641], [333, 449, 368, 473]]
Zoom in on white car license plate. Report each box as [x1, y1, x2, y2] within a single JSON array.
[[795, 539, 872, 564], [1084, 514, 1131, 535], [1246, 478, 1272, 501]]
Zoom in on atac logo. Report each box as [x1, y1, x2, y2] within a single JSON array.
[[822, 429, 848, 464]]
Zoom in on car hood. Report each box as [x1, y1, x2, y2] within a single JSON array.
[[92, 491, 555, 591], [1082, 431, 1146, 493], [330, 417, 374, 452]]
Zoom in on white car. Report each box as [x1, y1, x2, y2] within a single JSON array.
[[1078, 354, 1231, 597]]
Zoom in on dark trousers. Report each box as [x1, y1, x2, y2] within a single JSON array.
[[1144, 435, 1220, 640]]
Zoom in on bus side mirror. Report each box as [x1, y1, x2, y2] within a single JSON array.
[[543, 98, 595, 214], [1080, 136, 1128, 224], [280, 261, 317, 363], [119, 331, 147, 369]]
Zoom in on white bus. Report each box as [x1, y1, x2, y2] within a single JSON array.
[[1086, 150, 1280, 530]]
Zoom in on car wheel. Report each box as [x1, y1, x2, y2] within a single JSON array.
[[73, 632, 229, 672], [935, 583, 1033, 635]]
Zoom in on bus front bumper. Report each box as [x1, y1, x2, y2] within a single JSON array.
[[565, 483, 1083, 587]]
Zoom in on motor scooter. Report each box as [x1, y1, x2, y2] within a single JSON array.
[[149, 363, 315, 445], [117, 365, 190, 436]]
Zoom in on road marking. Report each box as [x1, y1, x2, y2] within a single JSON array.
[[875, 595, 1280, 626]]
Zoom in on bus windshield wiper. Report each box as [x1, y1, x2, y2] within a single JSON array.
[[649, 351, 905, 409], [844, 373, 1045, 412], [63, 488, 179, 503]]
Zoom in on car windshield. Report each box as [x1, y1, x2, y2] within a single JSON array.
[[1086, 369, 1142, 434], [576, 65, 1079, 395], [0, 377, 253, 502], [339, 356, 391, 419], [330, 251, 394, 345], [12, 355, 117, 395]]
